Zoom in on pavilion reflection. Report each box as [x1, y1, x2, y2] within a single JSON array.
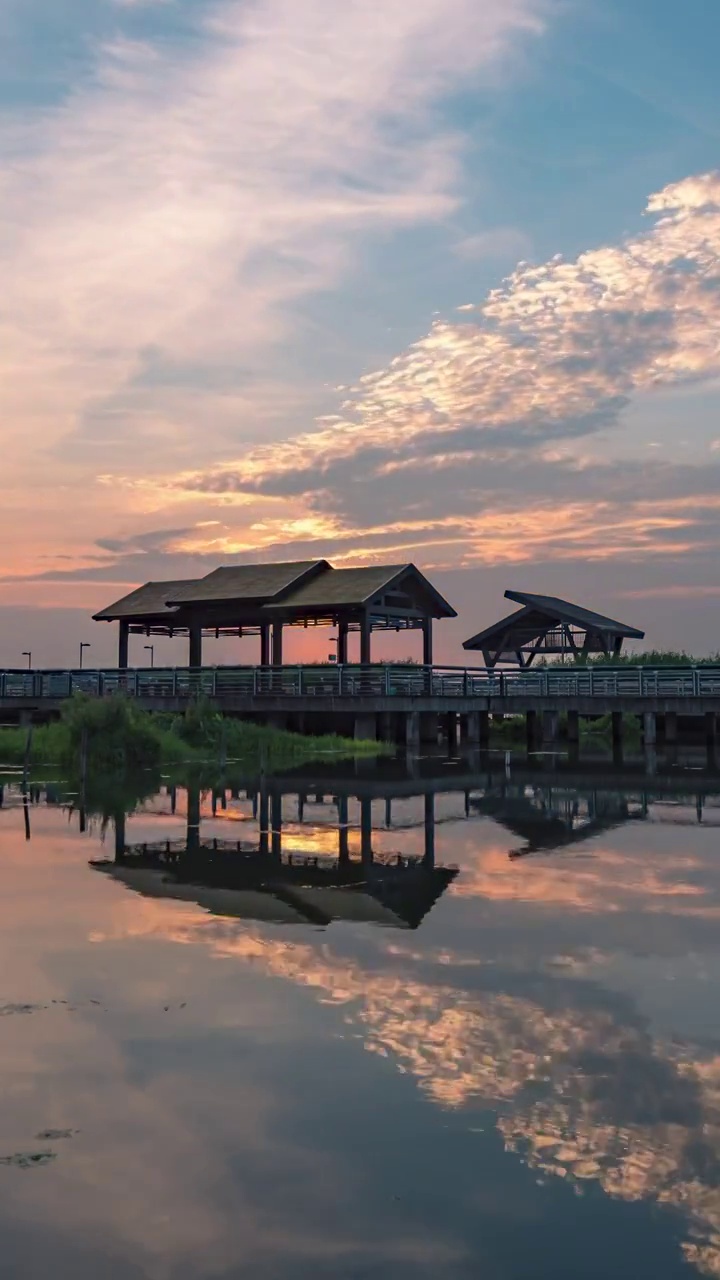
[[91, 782, 457, 931]]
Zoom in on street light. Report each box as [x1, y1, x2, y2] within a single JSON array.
[[144, 644, 155, 668], [22, 651, 32, 670], [79, 642, 91, 670]]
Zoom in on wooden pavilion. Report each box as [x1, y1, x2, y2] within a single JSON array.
[[93, 560, 456, 668], [463, 590, 644, 668]]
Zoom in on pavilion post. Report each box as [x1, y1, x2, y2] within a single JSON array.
[[360, 612, 372, 665], [118, 620, 130, 671], [260, 625, 271, 666], [423, 793, 435, 868], [271, 621, 283, 666], [337, 621, 349, 665], [188, 623, 203, 668], [422, 617, 433, 666]]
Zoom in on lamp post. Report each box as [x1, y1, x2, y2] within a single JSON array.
[[79, 642, 91, 670], [144, 644, 155, 669], [22, 651, 32, 670]]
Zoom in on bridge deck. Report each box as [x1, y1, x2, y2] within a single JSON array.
[[3, 664, 720, 718]]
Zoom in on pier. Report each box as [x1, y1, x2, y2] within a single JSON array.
[[2, 662, 720, 745]]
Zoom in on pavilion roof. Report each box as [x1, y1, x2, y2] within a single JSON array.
[[92, 579, 199, 622], [167, 560, 328, 605], [264, 563, 457, 617], [464, 591, 644, 650], [504, 591, 645, 638]]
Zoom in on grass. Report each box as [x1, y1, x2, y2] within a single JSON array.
[[0, 693, 388, 773]]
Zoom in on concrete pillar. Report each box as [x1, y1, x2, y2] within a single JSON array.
[[420, 712, 440, 744], [463, 711, 486, 746], [260, 625, 271, 666], [566, 710, 580, 745], [379, 711, 395, 743], [258, 788, 269, 856], [337, 795, 349, 862], [665, 712, 678, 744], [337, 621, 349, 665], [271, 621, 283, 666], [422, 618, 433, 666], [542, 710, 560, 743], [643, 712, 657, 746], [354, 712, 377, 741], [384, 797, 392, 828], [188, 623, 202, 668], [446, 712, 459, 754], [611, 711, 623, 748], [423, 792, 435, 868], [360, 613, 371, 665], [186, 785, 201, 851], [360, 797, 373, 864], [118, 620, 129, 670], [406, 711, 421, 753], [526, 710, 539, 751], [270, 792, 283, 860], [706, 712, 718, 748]]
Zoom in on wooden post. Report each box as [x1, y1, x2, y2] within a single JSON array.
[[337, 795, 349, 863], [271, 792, 283, 860], [422, 618, 433, 666], [260, 625, 271, 667], [188, 623, 202, 668], [424, 792, 435, 867], [259, 786, 269, 857], [337, 621, 349, 665], [360, 797, 373, 864], [118, 620, 130, 671], [271, 621, 283, 666], [187, 784, 201, 851], [360, 613, 371, 665]]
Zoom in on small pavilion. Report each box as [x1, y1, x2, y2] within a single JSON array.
[[463, 590, 644, 668], [93, 560, 456, 668]]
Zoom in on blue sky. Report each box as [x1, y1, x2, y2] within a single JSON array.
[[1, 0, 720, 666]]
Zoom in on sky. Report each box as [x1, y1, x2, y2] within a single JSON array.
[[2, 0, 720, 667]]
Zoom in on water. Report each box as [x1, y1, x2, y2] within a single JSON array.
[[1, 749, 720, 1278]]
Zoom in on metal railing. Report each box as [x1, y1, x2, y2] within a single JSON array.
[[2, 664, 720, 701]]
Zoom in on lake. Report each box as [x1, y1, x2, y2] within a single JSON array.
[[1, 747, 719, 1279]]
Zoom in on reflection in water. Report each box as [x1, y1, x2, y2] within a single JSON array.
[[3, 752, 720, 1276], [92, 782, 457, 931]]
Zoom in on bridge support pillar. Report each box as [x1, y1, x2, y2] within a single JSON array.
[[566, 710, 580, 746], [643, 712, 657, 746], [337, 795, 349, 863], [420, 713, 440, 744], [424, 793, 435, 868], [611, 712, 624, 747], [462, 711, 489, 747], [379, 711, 395, 743], [406, 711, 421, 753], [354, 712, 377, 741], [446, 712, 459, 754], [258, 788, 269, 857], [270, 792, 283, 860], [665, 712, 678, 745], [706, 712, 717, 748], [526, 710, 539, 751], [542, 710, 560, 743], [360, 797, 373, 864]]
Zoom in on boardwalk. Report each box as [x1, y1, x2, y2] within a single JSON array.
[[2, 662, 720, 744]]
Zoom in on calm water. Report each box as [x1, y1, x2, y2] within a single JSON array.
[[2, 750, 720, 1279]]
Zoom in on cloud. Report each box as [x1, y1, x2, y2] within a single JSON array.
[[159, 171, 720, 501], [0, 0, 548, 480], [452, 226, 532, 261]]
